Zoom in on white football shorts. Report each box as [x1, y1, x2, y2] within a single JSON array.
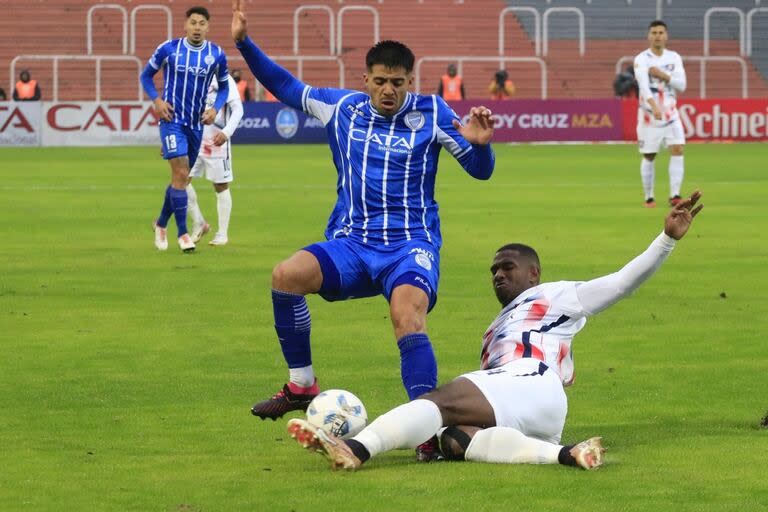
[[459, 358, 567, 444], [190, 155, 233, 184], [637, 116, 685, 154]]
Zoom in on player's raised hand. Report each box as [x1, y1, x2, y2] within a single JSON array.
[[452, 106, 494, 145], [202, 108, 217, 125], [232, 0, 247, 43], [664, 190, 703, 240], [153, 98, 174, 122]]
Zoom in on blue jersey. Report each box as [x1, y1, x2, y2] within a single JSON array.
[[141, 38, 229, 130], [236, 37, 494, 250]]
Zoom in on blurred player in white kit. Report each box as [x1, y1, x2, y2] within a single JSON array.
[[634, 20, 687, 208], [188, 74, 243, 246]]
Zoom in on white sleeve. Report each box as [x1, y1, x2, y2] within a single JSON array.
[[634, 54, 652, 102], [221, 78, 243, 139], [575, 232, 677, 315], [669, 54, 686, 93]]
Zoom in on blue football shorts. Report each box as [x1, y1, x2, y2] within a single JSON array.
[[159, 122, 203, 167], [303, 238, 441, 311]]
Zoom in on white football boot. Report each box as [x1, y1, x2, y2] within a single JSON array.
[[153, 221, 168, 251], [286, 418, 362, 471], [208, 233, 229, 246], [571, 437, 605, 470], [191, 221, 210, 243], [177, 233, 195, 253]]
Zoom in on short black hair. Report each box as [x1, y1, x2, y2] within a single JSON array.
[[186, 6, 210, 20], [496, 243, 541, 268], [648, 20, 667, 30], [365, 41, 415, 73]]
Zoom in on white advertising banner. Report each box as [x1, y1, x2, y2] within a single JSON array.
[[0, 102, 42, 146], [41, 102, 160, 146]]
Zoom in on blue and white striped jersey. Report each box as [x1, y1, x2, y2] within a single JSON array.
[[141, 38, 229, 130], [235, 36, 494, 249], [302, 88, 490, 248]]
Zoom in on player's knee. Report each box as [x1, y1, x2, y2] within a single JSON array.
[[271, 260, 296, 290], [643, 153, 656, 161], [439, 426, 478, 461]]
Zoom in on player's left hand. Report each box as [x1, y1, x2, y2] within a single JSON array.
[[202, 108, 217, 125], [453, 106, 494, 145], [664, 190, 703, 240], [213, 132, 228, 146]]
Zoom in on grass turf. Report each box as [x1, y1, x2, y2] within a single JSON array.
[[0, 143, 766, 511]]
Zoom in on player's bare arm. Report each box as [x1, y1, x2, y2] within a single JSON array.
[[664, 190, 703, 240], [232, 0, 247, 43], [153, 98, 174, 122], [453, 106, 494, 145]]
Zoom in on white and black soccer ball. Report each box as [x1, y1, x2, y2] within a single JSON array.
[[306, 389, 367, 440]]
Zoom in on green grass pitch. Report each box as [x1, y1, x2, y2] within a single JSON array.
[[1, 142, 766, 511]]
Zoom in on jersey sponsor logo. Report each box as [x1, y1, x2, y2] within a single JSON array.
[[404, 111, 425, 130], [276, 107, 299, 139], [178, 65, 209, 77], [349, 128, 413, 154]]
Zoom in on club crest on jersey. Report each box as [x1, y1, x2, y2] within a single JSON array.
[[276, 107, 299, 139], [204, 54, 215, 66], [404, 111, 425, 130], [409, 247, 434, 271]]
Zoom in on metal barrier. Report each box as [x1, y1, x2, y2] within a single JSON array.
[[10, 55, 143, 102], [704, 7, 745, 56], [747, 7, 768, 56], [415, 55, 548, 99], [337, 6, 380, 55], [615, 55, 748, 99], [87, 4, 128, 55], [499, 7, 541, 57], [130, 5, 172, 55], [294, 5, 335, 56], [542, 7, 585, 57]]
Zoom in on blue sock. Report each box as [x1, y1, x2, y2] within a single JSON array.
[[398, 333, 437, 400], [272, 290, 312, 368], [169, 187, 189, 237], [157, 185, 173, 228]]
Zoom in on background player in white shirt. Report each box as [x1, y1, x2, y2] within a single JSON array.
[[187, 75, 243, 246], [287, 192, 704, 471], [634, 20, 687, 208]]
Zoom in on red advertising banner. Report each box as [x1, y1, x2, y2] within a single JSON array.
[[449, 99, 624, 142], [621, 98, 768, 142]]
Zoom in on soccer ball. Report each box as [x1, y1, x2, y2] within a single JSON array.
[[306, 389, 368, 440]]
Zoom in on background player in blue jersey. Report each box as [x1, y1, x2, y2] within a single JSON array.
[[232, 0, 495, 459], [140, 6, 230, 252]]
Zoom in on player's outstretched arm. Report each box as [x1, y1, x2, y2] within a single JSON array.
[[231, 0, 305, 110], [575, 191, 704, 315]]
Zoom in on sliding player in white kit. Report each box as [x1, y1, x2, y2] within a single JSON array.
[[634, 20, 687, 208], [287, 192, 704, 471], [188, 74, 243, 246]]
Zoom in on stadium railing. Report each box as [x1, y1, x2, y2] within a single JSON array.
[[294, 5, 335, 55], [9, 55, 143, 102], [415, 55, 547, 98], [614, 55, 749, 98], [87, 4, 127, 55], [499, 7, 541, 56], [704, 7, 745, 56], [542, 7, 585, 57], [337, 6, 380, 55], [746, 7, 768, 56], [130, 5, 172, 56]]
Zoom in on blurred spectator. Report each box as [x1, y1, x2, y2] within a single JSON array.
[[613, 65, 638, 99], [488, 70, 515, 100], [0, 87, 6, 101], [437, 64, 465, 100], [261, 83, 278, 102], [232, 69, 252, 102], [13, 70, 41, 101]]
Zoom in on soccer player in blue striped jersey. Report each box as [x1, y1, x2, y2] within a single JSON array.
[[233, 1, 495, 459], [140, 6, 230, 252]]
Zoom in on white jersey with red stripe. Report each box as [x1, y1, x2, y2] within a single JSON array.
[[480, 281, 589, 386], [634, 48, 686, 127]]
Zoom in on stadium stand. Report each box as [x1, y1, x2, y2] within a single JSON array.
[[3, 0, 766, 101]]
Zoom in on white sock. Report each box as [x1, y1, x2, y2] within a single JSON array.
[[186, 184, 204, 227], [216, 188, 232, 237], [352, 399, 442, 459], [640, 158, 655, 200], [464, 427, 562, 464], [289, 366, 315, 388], [668, 155, 684, 197]]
